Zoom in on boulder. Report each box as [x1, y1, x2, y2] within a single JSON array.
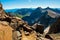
[[32, 23, 44, 34], [12, 31, 21, 40]]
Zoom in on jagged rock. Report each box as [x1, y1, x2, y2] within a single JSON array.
[[23, 24, 33, 32], [12, 31, 21, 40], [45, 33, 60, 40], [32, 23, 44, 34], [9, 16, 33, 32]]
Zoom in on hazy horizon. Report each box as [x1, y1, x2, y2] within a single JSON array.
[[1, 0, 60, 9]]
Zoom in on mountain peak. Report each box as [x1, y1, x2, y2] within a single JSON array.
[[45, 7, 52, 10], [46, 7, 50, 8], [37, 7, 42, 9], [33, 7, 42, 12], [36, 7, 42, 10]]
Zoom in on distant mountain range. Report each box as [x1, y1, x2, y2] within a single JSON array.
[[5, 8, 35, 18], [5, 7, 60, 27], [5, 8, 35, 15], [22, 7, 60, 27]]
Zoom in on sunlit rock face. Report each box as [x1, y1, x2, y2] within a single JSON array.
[[47, 10, 60, 18]]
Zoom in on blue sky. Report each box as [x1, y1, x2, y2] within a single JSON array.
[[0, 0, 60, 9]]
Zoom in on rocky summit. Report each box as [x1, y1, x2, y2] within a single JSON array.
[[0, 3, 60, 40]]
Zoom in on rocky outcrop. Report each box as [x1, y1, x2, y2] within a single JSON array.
[[32, 23, 44, 34], [0, 3, 8, 20]]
